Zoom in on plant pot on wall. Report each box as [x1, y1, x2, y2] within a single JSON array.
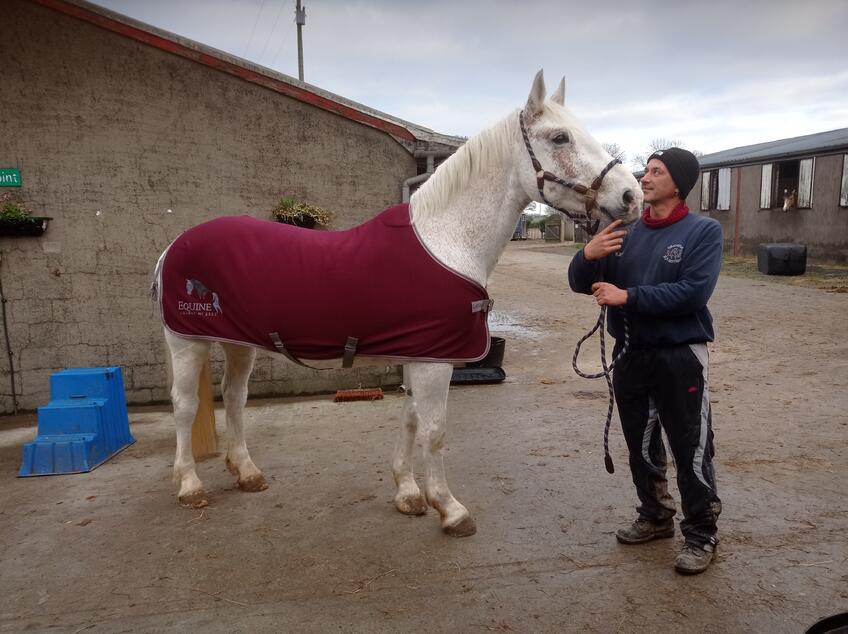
[[276, 215, 316, 229], [0, 216, 51, 237], [271, 195, 333, 229]]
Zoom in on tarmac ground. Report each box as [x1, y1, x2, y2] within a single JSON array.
[[1, 240, 846, 633]]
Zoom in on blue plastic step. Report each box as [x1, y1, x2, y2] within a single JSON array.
[[18, 367, 136, 477], [19, 434, 100, 476], [36, 399, 106, 435], [50, 367, 133, 445]]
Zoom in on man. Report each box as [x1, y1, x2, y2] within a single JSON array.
[[568, 147, 723, 574]]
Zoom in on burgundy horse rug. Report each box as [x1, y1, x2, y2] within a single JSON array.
[[156, 203, 493, 365]]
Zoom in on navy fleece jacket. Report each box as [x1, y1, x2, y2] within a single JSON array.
[[568, 210, 723, 347]]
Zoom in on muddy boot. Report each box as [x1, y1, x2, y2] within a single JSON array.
[[615, 518, 675, 544], [674, 542, 716, 574]]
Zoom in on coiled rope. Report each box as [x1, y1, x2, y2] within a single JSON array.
[[572, 306, 629, 474]]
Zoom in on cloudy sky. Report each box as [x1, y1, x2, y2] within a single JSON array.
[[94, 0, 847, 168]]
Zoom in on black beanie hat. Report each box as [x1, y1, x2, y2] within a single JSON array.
[[647, 147, 700, 199]]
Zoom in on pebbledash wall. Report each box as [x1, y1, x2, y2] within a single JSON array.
[[0, 0, 446, 412]]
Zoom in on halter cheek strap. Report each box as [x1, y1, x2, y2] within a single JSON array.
[[520, 110, 621, 236]]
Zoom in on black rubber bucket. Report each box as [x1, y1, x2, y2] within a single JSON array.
[[450, 367, 506, 385], [450, 337, 506, 385], [806, 613, 848, 634], [466, 336, 505, 368]]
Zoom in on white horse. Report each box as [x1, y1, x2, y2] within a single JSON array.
[[154, 70, 642, 536]]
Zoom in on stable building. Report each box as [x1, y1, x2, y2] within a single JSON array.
[[0, 0, 463, 412], [687, 128, 848, 262]]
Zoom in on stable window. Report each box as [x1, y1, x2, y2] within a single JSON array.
[[840, 155, 848, 207], [700, 168, 730, 210], [700, 171, 715, 210], [759, 158, 815, 210]]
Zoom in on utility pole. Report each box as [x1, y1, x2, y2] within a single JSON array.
[[295, 0, 305, 81]]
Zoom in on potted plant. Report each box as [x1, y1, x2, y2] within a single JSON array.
[[0, 193, 51, 237], [271, 194, 333, 229]]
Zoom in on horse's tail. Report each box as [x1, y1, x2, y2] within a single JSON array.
[[150, 243, 173, 301]]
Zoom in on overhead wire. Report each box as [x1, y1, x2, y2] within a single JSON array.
[[242, 0, 268, 58], [269, 14, 297, 71], [257, 0, 287, 65]]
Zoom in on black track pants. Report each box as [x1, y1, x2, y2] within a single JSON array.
[[612, 343, 722, 547]]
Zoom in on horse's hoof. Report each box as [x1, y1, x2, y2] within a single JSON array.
[[238, 474, 269, 492], [443, 515, 477, 537], [394, 494, 428, 516], [179, 492, 209, 508]]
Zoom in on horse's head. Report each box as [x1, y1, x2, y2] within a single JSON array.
[[517, 70, 642, 231], [783, 188, 797, 211]]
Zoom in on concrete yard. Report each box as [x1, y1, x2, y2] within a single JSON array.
[[1, 241, 846, 633]]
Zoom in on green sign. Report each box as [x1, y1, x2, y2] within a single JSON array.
[[0, 168, 21, 187]]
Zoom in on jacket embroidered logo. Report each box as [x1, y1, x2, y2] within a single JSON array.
[[663, 244, 684, 263]]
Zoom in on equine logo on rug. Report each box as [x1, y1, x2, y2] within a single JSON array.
[[663, 244, 684, 264], [179, 278, 222, 316]]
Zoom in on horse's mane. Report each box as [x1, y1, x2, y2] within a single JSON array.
[[411, 111, 519, 221]]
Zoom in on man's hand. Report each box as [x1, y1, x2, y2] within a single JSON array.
[[584, 219, 626, 261], [592, 282, 628, 306]]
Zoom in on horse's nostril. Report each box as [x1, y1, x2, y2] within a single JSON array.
[[623, 189, 635, 205]]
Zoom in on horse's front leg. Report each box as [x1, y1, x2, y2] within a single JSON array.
[[220, 343, 267, 492], [392, 365, 428, 516], [405, 362, 476, 537], [166, 330, 211, 508]]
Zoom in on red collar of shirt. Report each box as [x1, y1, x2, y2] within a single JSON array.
[[642, 201, 689, 228]]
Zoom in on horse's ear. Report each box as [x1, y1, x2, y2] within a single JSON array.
[[525, 69, 546, 118], [550, 77, 566, 106]]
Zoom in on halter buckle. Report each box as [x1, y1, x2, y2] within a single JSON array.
[[584, 188, 598, 212]]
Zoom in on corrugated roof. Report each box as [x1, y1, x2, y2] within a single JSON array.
[[699, 128, 848, 168]]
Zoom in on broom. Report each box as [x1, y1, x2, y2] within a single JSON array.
[[334, 387, 384, 402]]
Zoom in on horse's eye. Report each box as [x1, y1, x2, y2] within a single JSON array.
[[552, 132, 570, 145]]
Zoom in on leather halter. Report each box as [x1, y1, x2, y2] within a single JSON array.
[[519, 110, 621, 236]]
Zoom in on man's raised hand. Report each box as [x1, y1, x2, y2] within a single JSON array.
[[584, 220, 626, 262]]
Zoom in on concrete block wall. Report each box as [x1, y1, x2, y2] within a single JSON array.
[[0, 0, 413, 412]]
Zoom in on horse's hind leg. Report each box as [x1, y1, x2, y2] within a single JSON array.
[[220, 343, 268, 493], [165, 329, 211, 508], [392, 365, 428, 516], [404, 362, 476, 537]]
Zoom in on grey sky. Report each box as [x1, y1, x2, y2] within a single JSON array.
[[93, 0, 848, 167]]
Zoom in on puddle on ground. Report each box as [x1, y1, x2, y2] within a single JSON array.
[[487, 311, 542, 339]]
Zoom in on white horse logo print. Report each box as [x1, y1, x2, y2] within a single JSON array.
[[181, 278, 222, 315]]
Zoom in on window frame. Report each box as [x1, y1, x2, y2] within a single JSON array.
[[699, 169, 729, 211], [700, 171, 713, 210], [716, 168, 731, 210], [841, 154, 848, 208], [797, 157, 815, 209], [760, 163, 773, 209]]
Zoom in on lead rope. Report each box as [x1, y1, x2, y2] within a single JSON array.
[[572, 305, 629, 474]]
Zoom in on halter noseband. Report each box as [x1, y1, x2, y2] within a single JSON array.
[[519, 110, 621, 236]]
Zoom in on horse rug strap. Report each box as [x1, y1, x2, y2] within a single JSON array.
[[159, 204, 493, 366]]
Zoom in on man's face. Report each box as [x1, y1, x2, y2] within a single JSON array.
[[641, 159, 678, 205]]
